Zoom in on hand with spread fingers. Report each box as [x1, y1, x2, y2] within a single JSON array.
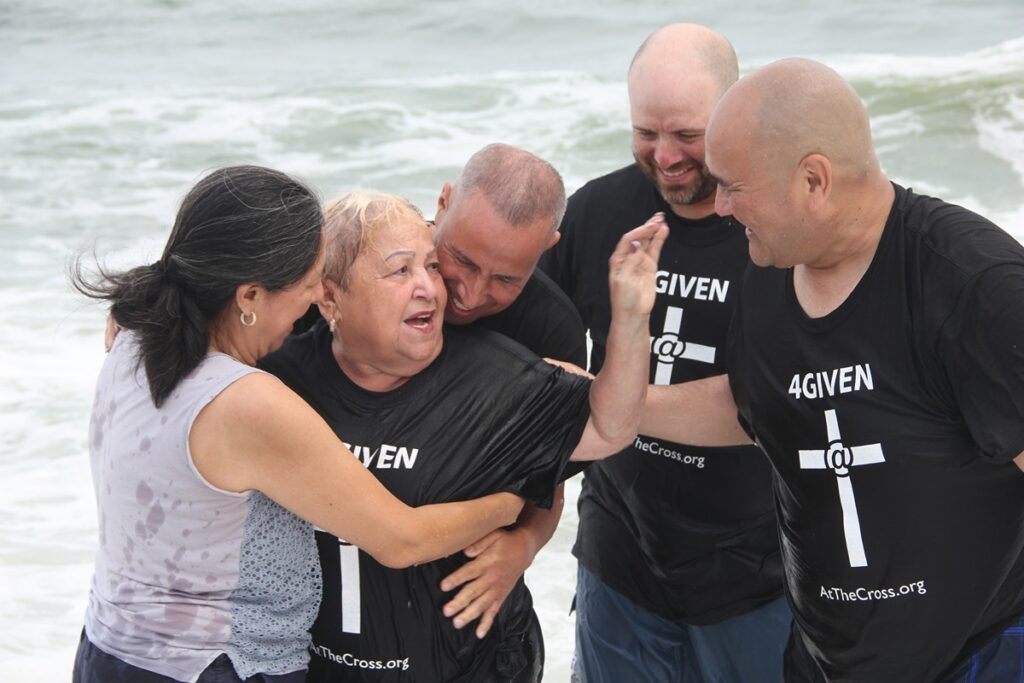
[[608, 212, 669, 320], [440, 484, 565, 639], [440, 528, 535, 639]]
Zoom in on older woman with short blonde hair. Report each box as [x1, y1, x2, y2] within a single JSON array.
[[261, 190, 667, 682]]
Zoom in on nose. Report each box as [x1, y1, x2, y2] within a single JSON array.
[[457, 273, 487, 309], [654, 138, 684, 171], [414, 267, 440, 301]]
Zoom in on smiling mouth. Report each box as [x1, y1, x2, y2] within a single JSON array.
[[405, 311, 436, 329], [448, 294, 475, 315], [658, 165, 693, 180]]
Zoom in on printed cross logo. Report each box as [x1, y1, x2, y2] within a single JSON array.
[[338, 539, 361, 633], [798, 409, 886, 568], [650, 306, 716, 385]]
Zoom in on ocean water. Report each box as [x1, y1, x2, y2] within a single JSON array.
[[2, 1, 1022, 680]]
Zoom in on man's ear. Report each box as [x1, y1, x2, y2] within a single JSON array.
[[435, 182, 453, 222], [545, 230, 561, 251], [800, 153, 832, 211]]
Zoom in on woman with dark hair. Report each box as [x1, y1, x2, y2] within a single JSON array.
[[71, 166, 524, 683]]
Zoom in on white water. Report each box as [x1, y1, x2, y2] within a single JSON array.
[[2, 2, 1022, 680]]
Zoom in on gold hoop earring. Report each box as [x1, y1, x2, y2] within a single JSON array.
[[240, 310, 257, 327]]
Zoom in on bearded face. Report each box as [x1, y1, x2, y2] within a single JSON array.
[[633, 138, 718, 208]]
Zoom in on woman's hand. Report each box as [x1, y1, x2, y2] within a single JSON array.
[[608, 213, 669, 322]]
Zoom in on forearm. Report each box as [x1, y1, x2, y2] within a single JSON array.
[[383, 493, 524, 568], [572, 216, 666, 461], [512, 483, 565, 557], [640, 375, 751, 447], [223, 376, 524, 570], [573, 314, 650, 460]]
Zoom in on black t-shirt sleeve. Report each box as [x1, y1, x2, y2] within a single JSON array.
[[937, 263, 1024, 463], [480, 359, 592, 507]]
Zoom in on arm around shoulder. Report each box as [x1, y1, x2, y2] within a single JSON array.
[[189, 372, 523, 568]]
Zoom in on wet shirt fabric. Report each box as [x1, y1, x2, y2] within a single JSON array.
[[539, 163, 783, 624], [260, 322, 592, 682], [727, 184, 1024, 681], [83, 333, 321, 682]]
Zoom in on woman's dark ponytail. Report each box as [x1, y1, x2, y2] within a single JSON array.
[[71, 165, 323, 406]]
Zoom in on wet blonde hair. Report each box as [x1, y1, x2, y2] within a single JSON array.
[[322, 191, 426, 290]]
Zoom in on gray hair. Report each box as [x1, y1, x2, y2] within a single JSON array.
[[322, 191, 426, 290], [454, 143, 566, 236]]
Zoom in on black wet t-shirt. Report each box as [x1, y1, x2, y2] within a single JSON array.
[[539, 163, 782, 623], [260, 323, 591, 682], [727, 184, 1024, 681]]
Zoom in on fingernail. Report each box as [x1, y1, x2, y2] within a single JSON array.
[[630, 240, 641, 251], [453, 619, 464, 629]]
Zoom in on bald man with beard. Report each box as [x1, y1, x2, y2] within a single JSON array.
[[541, 24, 790, 683], [642, 58, 1024, 682]]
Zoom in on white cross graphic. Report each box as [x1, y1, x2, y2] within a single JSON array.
[[798, 409, 885, 568], [338, 539, 361, 633], [650, 306, 716, 385], [316, 528, 363, 633]]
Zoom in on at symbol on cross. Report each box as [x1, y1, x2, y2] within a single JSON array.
[[798, 409, 885, 567]]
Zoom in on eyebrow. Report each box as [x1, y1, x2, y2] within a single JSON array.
[[384, 250, 416, 261], [633, 125, 704, 136], [451, 244, 523, 282], [450, 245, 478, 269]]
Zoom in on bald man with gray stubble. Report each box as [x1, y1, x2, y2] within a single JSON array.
[[642, 58, 1024, 682], [541, 24, 790, 683]]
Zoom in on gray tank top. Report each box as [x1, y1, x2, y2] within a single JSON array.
[[83, 333, 321, 681]]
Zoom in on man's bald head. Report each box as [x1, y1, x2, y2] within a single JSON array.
[[707, 59, 893, 269], [709, 58, 879, 185], [626, 24, 737, 217], [628, 23, 738, 98]]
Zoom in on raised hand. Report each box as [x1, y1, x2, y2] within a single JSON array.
[[608, 213, 669, 321]]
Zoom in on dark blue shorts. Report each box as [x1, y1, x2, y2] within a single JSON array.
[[72, 629, 307, 683], [572, 564, 791, 683]]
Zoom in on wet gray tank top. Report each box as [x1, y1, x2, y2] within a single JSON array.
[[83, 333, 321, 681]]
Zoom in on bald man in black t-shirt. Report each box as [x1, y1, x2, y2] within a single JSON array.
[[643, 58, 1024, 682], [541, 24, 788, 683]]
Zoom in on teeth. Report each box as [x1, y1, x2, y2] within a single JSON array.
[[452, 299, 470, 311]]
